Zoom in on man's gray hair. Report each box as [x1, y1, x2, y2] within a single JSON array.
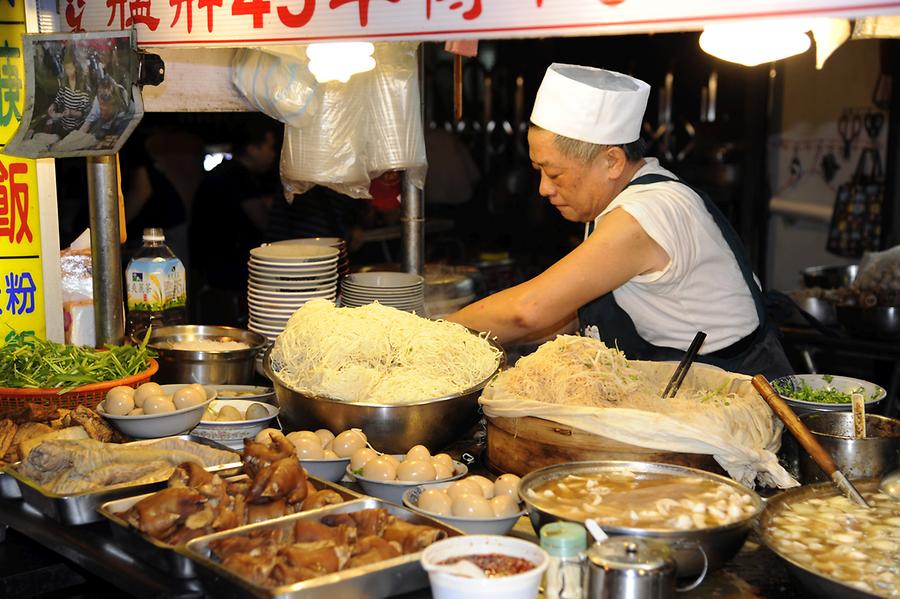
[[532, 125, 646, 164]]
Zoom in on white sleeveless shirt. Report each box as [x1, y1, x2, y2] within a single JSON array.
[[592, 159, 759, 353]]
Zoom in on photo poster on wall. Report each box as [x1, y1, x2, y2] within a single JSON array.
[[3, 30, 144, 159]]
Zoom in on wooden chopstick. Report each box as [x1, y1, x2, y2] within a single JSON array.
[[662, 331, 707, 398]]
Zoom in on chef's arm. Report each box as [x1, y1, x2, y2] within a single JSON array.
[[446, 208, 668, 345]]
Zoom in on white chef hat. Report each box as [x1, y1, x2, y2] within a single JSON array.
[[530, 64, 651, 145]]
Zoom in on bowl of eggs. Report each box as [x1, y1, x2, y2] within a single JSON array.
[[347, 444, 467, 505], [283, 428, 366, 482], [190, 400, 279, 449], [403, 474, 524, 535], [98, 382, 214, 439]]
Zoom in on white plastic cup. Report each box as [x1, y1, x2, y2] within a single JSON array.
[[421, 535, 550, 599]]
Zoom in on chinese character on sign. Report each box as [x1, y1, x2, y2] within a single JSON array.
[[3, 272, 36, 315], [107, 0, 161, 31], [0, 160, 31, 244], [278, 0, 314, 28], [170, 0, 223, 33], [329, 0, 399, 27], [66, 0, 87, 31], [427, 0, 482, 20], [0, 41, 21, 128]]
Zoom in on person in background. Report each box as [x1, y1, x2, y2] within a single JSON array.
[[190, 115, 281, 325], [78, 75, 128, 139], [447, 64, 792, 379], [45, 47, 92, 136]]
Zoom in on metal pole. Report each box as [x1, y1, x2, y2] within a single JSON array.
[[87, 155, 125, 345], [401, 45, 426, 275]]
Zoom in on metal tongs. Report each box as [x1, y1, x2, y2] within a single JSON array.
[[752, 375, 870, 508]]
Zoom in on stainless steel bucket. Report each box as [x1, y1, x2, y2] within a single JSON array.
[[798, 412, 900, 483]]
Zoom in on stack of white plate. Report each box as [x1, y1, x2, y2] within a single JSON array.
[[247, 244, 340, 351], [270, 237, 349, 277], [340, 272, 425, 313]]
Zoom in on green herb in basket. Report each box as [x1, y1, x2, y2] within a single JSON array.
[[0, 330, 156, 393]]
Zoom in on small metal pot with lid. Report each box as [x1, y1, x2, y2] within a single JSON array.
[[586, 536, 707, 599]]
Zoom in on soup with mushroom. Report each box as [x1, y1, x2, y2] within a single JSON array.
[[525, 470, 757, 531], [767, 492, 900, 596]]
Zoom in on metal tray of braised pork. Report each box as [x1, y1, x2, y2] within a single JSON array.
[[182, 498, 463, 599], [98, 475, 363, 579], [3, 435, 242, 525]]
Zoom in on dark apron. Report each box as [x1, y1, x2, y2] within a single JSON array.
[[578, 173, 793, 380]]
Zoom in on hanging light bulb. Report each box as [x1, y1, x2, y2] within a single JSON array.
[[306, 42, 376, 83], [699, 19, 812, 67]]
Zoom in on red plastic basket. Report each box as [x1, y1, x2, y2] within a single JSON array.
[[0, 358, 159, 412]]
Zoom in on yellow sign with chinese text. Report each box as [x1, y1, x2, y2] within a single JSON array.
[[0, 24, 25, 148], [0, 0, 24, 24], [0, 153, 44, 340]]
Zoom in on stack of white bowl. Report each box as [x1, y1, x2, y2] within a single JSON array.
[[270, 237, 349, 278], [340, 272, 425, 313], [247, 244, 340, 359]]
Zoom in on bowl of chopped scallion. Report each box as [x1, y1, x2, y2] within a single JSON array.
[[770, 374, 886, 416]]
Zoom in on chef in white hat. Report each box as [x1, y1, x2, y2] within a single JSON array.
[[447, 64, 792, 379]]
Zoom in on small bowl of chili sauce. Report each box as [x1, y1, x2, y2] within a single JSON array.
[[421, 535, 550, 599]]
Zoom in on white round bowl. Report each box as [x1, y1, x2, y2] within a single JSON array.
[[403, 482, 525, 535], [271, 237, 343, 248], [347, 456, 467, 505], [190, 399, 280, 450], [421, 535, 549, 599], [343, 272, 424, 288], [250, 244, 340, 262], [300, 457, 351, 482], [98, 384, 215, 439], [770, 374, 887, 416]]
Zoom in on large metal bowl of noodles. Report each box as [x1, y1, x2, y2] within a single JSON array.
[[758, 479, 888, 599], [263, 339, 505, 454]]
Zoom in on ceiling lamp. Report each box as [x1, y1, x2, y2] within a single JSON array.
[[306, 42, 376, 83], [699, 19, 812, 67]]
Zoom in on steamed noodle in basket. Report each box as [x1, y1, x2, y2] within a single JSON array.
[[270, 300, 500, 405], [481, 335, 797, 489]]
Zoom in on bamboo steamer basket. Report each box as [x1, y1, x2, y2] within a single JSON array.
[[486, 415, 724, 477]]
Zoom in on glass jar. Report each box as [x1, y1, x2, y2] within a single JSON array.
[[540, 522, 588, 599]]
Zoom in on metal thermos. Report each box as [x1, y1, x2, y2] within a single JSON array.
[[587, 537, 677, 599]]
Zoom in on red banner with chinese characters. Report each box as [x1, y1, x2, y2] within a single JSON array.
[[66, 0, 900, 47]]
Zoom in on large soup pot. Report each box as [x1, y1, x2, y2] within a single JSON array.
[[519, 461, 763, 578]]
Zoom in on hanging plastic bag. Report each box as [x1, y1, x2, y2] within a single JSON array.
[[231, 48, 320, 128]]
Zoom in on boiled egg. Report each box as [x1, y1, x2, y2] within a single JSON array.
[[216, 405, 243, 421], [290, 430, 321, 446], [493, 474, 521, 498], [396, 459, 436, 482], [490, 495, 520, 518], [406, 444, 431, 462], [322, 449, 339, 459], [245, 403, 269, 420], [314, 428, 335, 448], [418, 489, 453, 516], [202, 407, 218, 421], [362, 456, 397, 481], [133, 382, 164, 408], [432, 453, 453, 470], [128, 407, 144, 416], [433, 461, 455, 480], [104, 387, 135, 415], [332, 430, 367, 458], [172, 386, 206, 410], [255, 428, 284, 444], [291, 435, 325, 459], [382, 454, 401, 470], [187, 383, 206, 396], [143, 395, 176, 415], [351, 448, 378, 470], [451, 493, 493, 518], [467, 475, 495, 499], [447, 479, 482, 501]]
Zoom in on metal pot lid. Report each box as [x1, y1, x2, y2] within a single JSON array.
[[587, 536, 674, 572]]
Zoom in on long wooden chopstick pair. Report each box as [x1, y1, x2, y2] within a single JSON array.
[[662, 331, 707, 399]]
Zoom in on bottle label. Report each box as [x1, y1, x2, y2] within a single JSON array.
[[127, 258, 186, 312]]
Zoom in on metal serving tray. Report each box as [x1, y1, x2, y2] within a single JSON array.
[[183, 498, 463, 599], [97, 475, 363, 579], [4, 435, 242, 525], [0, 468, 21, 499]]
